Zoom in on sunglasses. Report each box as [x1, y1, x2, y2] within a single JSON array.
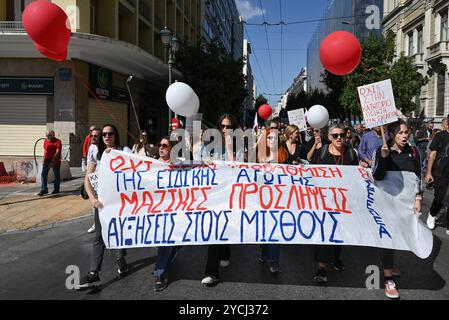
[[267, 136, 277, 141], [102, 132, 115, 137], [158, 143, 170, 149], [221, 124, 233, 129], [91, 135, 100, 138], [270, 127, 279, 130], [331, 133, 345, 139]]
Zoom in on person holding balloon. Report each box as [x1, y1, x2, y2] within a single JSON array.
[[311, 123, 359, 285]]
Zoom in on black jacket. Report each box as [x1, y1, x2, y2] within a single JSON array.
[[372, 142, 423, 194]]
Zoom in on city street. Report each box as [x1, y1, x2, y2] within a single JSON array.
[[0, 190, 448, 300]]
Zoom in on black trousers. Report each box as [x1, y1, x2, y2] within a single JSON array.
[[429, 174, 449, 220], [314, 245, 342, 264], [379, 249, 395, 270], [205, 245, 231, 278]]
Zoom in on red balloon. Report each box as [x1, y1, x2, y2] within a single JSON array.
[[258, 104, 272, 120], [320, 31, 362, 76], [23, 1, 71, 61]]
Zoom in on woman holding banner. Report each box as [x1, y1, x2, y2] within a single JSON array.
[[77, 124, 132, 290], [372, 120, 422, 300], [256, 128, 290, 274], [153, 137, 180, 292], [311, 123, 359, 285], [284, 125, 304, 165], [201, 114, 242, 287]]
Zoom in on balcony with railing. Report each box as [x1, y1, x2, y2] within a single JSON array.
[[426, 41, 449, 62], [0, 21, 25, 33]]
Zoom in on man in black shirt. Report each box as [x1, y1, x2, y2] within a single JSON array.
[[415, 119, 434, 169], [425, 118, 449, 232]]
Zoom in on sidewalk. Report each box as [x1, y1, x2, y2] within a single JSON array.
[[0, 168, 92, 234]]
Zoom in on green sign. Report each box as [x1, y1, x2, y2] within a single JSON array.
[[89, 65, 130, 103], [0, 77, 54, 95]]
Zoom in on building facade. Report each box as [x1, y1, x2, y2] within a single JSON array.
[[307, 0, 384, 91], [0, 0, 203, 166], [383, 0, 449, 124], [203, 0, 243, 61], [242, 38, 255, 127]]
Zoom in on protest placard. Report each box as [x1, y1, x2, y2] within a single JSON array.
[[98, 151, 433, 259], [358, 79, 398, 129], [288, 109, 307, 131]]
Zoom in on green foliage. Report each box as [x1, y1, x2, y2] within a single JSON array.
[[174, 40, 247, 126], [325, 34, 425, 117]]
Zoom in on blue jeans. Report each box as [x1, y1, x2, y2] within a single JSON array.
[[41, 160, 60, 192], [260, 244, 280, 265], [154, 246, 181, 278]]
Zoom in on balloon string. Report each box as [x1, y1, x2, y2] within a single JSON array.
[[72, 65, 137, 142], [361, 59, 374, 73], [347, 76, 364, 115]]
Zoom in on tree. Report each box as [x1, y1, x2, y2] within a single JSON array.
[[174, 40, 247, 126], [255, 94, 268, 109], [390, 55, 426, 115], [325, 33, 425, 117]]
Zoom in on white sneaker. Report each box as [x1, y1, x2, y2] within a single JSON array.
[[201, 276, 219, 286], [220, 260, 230, 268], [426, 214, 436, 230], [88, 224, 96, 233], [446, 229, 449, 236]]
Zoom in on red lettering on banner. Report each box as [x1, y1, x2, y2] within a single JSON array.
[[119, 192, 139, 216], [338, 188, 352, 214], [135, 191, 154, 214], [110, 156, 126, 172], [198, 187, 211, 211], [243, 183, 258, 209], [165, 189, 177, 212], [274, 185, 286, 209], [317, 187, 333, 211], [287, 186, 302, 209], [229, 184, 244, 209], [175, 188, 190, 212], [152, 190, 165, 213], [187, 187, 199, 211], [260, 185, 274, 209]]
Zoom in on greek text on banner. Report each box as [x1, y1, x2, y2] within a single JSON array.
[[98, 151, 433, 259]]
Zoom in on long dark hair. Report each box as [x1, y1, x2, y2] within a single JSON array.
[[98, 124, 121, 160], [218, 114, 240, 131], [387, 120, 409, 145]]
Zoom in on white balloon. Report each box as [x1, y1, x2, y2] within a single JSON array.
[[306, 105, 330, 129], [166, 82, 198, 117], [193, 93, 200, 115]]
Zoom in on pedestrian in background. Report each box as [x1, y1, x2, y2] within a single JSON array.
[[38, 130, 62, 196], [425, 118, 449, 233], [86, 128, 101, 234], [82, 125, 99, 172]]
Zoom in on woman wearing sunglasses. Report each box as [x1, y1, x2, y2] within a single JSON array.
[[201, 114, 243, 287], [77, 124, 132, 290], [132, 130, 150, 157], [310, 123, 359, 285], [256, 129, 289, 274], [372, 120, 422, 300], [153, 137, 182, 292]]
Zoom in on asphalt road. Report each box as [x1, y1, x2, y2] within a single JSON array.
[[0, 201, 448, 300]]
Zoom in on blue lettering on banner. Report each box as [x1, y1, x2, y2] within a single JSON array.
[[239, 210, 343, 244], [364, 180, 392, 240]]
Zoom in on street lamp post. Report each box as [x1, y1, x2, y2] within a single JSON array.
[[160, 26, 180, 134], [342, 20, 356, 36]]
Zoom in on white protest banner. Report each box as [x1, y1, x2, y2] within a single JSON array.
[[98, 151, 433, 259], [288, 109, 307, 132], [358, 79, 398, 129]]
